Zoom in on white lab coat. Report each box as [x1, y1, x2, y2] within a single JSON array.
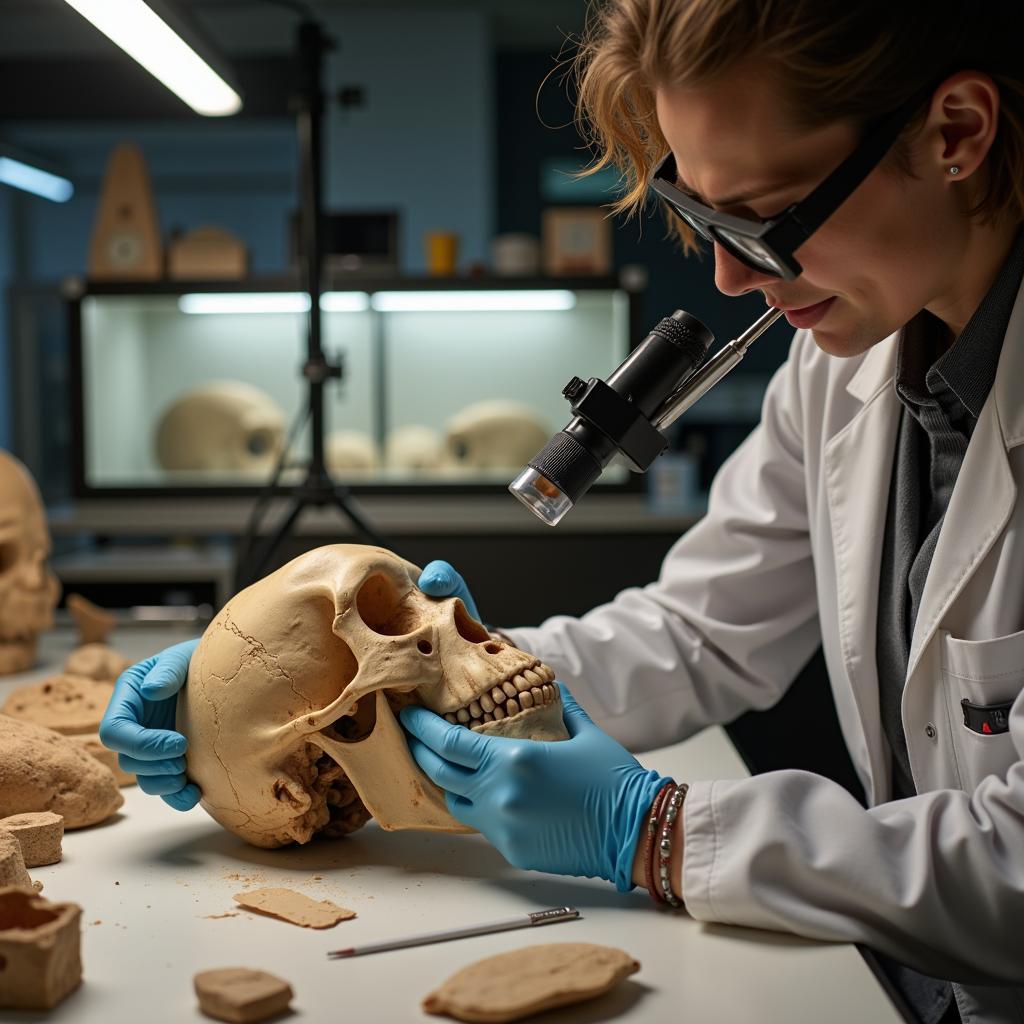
[[504, 281, 1024, 1023]]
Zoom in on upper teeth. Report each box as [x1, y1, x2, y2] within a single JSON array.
[[444, 662, 558, 730]]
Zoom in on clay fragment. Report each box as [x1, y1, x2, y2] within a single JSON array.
[[0, 886, 82, 1010], [0, 812, 63, 867], [422, 942, 640, 1023], [1, 673, 114, 735], [63, 642, 132, 682], [232, 887, 355, 929], [194, 967, 293, 1023], [0, 715, 123, 828], [71, 732, 136, 786], [67, 593, 116, 646], [0, 829, 42, 891]]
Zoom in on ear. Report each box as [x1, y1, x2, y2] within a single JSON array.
[[925, 71, 1001, 185]]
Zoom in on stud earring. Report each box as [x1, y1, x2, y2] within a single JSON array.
[[949, 165, 961, 175]]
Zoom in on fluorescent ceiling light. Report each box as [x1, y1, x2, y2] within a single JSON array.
[[179, 292, 370, 315], [370, 290, 578, 312], [0, 156, 73, 202], [62, 0, 242, 116]]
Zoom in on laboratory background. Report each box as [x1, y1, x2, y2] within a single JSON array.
[[0, 1, 904, 1022]]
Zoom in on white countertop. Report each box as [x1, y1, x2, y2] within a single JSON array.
[[1, 627, 903, 1024]]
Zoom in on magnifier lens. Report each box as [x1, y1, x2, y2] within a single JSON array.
[[508, 467, 574, 526]]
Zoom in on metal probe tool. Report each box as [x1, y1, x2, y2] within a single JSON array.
[[327, 906, 580, 959], [654, 306, 785, 430]]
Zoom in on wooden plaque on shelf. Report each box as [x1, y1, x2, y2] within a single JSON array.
[[88, 142, 162, 280], [542, 207, 612, 276]]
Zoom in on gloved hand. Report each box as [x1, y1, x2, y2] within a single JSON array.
[[417, 560, 482, 624], [98, 638, 201, 811], [400, 683, 670, 892]]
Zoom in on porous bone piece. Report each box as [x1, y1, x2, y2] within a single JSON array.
[[0, 716, 123, 828], [66, 593, 116, 646], [63, 642, 132, 681], [178, 544, 568, 849], [71, 733, 136, 786], [0, 812, 63, 867], [232, 887, 355, 929], [422, 942, 640, 1023], [0, 887, 82, 1010], [0, 449, 61, 675], [1, 673, 114, 735], [194, 967, 293, 1024], [155, 381, 285, 475], [0, 829, 41, 891]]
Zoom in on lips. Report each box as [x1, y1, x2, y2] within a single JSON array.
[[770, 296, 836, 329]]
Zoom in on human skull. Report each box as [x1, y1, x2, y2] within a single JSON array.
[[178, 544, 567, 849], [385, 425, 443, 471], [444, 400, 549, 471], [325, 430, 379, 473], [155, 381, 285, 475], [0, 450, 61, 675]]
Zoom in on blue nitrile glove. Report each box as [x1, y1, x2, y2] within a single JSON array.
[[98, 638, 201, 811], [417, 559, 482, 623], [400, 683, 670, 892]]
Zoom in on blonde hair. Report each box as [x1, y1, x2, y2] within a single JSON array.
[[573, 0, 1024, 249]]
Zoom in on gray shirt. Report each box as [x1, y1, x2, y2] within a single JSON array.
[[874, 226, 1024, 1024]]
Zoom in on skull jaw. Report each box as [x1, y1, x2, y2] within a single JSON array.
[[474, 697, 569, 741], [0, 638, 39, 675], [313, 690, 474, 834]]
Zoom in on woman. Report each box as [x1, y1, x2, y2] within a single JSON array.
[[103, 3, 1024, 1022]]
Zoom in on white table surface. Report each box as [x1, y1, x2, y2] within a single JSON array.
[[1, 626, 903, 1024]]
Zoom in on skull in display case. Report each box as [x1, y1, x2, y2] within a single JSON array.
[[0, 450, 61, 675], [443, 400, 549, 471], [154, 381, 285, 475], [178, 544, 567, 848]]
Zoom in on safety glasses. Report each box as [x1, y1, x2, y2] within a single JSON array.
[[649, 85, 933, 280]]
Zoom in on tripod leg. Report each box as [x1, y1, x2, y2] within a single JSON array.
[[238, 496, 307, 588], [330, 486, 391, 551]]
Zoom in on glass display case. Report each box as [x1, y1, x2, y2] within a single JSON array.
[[69, 279, 638, 496]]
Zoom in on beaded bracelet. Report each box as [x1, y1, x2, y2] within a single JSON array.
[[655, 782, 689, 909], [643, 781, 676, 905]]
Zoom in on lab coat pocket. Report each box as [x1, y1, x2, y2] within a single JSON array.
[[941, 629, 1024, 791]]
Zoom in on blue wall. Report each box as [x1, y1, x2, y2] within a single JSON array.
[[0, 6, 492, 459]]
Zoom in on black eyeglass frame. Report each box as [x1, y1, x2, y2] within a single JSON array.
[[649, 84, 935, 281]]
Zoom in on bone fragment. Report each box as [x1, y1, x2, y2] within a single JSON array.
[[422, 942, 640, 1023], [63, 643, 132, 682], [0, 813, 63, 867], [232, 887, 355, 929], [70, 733, 136, 786], [0, 830, 41, 891], [0, 887, 82, 1010], [193, 967, 293, 1023], [0, 716, 123, 828], [66, 593, 116, 646], [1, 674, 114, 735]]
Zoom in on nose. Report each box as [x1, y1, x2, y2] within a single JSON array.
[[712, 242, 777, 298]]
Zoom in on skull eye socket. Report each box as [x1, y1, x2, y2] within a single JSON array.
[[356, 573, 422, 635], [453, 600, 490, 642], [0, 541, 17, 576]]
